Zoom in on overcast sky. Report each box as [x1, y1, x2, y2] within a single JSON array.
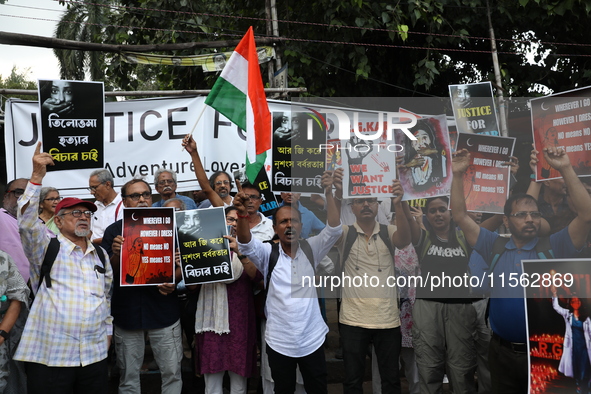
[[0, 0, 66, 81]]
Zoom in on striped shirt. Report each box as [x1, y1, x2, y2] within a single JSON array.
[[15, 182, 113, 367]]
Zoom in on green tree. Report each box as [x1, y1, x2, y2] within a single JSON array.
[[54, 0, 110, 82], [78, 0, 591, 97], [0, 66, 37, 100]]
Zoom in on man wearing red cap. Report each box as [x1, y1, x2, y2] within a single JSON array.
[[15, 142, 113, 394]]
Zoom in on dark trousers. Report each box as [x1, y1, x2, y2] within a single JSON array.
[[266, 342, 327, 394], [340, 323, 401, 394], [26, 358, 108, 394], [489, 333, 528, 394]]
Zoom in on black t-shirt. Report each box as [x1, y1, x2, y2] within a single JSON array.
[[415, 229, 473, 302], [102, 220, 180, 330]]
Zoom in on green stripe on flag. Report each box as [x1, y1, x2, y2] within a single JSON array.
[[205, 78, 247, 131], [245, 151, 266, 184]]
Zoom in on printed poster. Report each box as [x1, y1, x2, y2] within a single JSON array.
[[530, 86, 591, 181], [176, 207, 232, 285], [38, 79, 104, 171], [455, 133, 515, 214], [449, 82, 500, 136], [120, 207, 175, 286], [395, 113, 453, 201], [271, 110, 327, 194], [339, 111, 400, 198], [523, 259, 591, 394]]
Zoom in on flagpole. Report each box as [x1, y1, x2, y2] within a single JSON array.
[[181, 104, 207, 151]]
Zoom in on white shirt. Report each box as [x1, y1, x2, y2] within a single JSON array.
[[91, 193, 123, 241], [251, 212, 275, 241], [239, 224, 342, 357]]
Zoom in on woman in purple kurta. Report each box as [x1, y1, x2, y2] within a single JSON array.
[[194, 207, 263, 394], [195, 269, 261, 376]]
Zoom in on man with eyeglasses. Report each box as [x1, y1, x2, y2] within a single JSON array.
[[15, 143, 113, 393], [152, 168, 197, 210], [101, 178, 183, 394], [451, 147, 591, 393], [88, 169, 123, 246], [1, 178, 31, 283], [335, 179, 411, 394]]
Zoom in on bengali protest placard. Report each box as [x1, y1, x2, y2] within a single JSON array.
[[395, 113, 453, 201], [449, 82, 500, 136], [271, 110, 327, 194], [38, 80, 104, 171], [120, 207, 175, 286], [523, 259, 591, 394], [530, 87, 591, 181], [455, 133, 515, 214], [176, 207, 232, 285]]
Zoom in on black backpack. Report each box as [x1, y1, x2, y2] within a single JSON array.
[[31, 237, 108, 301], [266, 239, 314, 288], [340, 224, 394, 266]]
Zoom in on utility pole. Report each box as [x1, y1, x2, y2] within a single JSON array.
[[265, 0, 283, 93], [486, 0, 508, 137]]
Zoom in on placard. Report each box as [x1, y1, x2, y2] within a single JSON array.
[[176, 207, 233, 285], [120, 207, 175, 286], [456, 133, 515, 214]]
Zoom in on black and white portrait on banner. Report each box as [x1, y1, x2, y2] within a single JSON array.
[[38, 79, 104, 171]]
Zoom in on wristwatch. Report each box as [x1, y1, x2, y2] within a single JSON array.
[[0, 330, 9, 340]]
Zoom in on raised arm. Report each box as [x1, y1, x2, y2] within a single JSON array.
[[544, 147, 591, 249], [322, 169, 341, 228], [391, 180, 411, 248], [527, 147, 543, 200], [182, 134, 224, 207], [527, 147, 550, 236], [234, 181, 252, 245], [450, 149, 480, 247], [404, 204, 423, 244]]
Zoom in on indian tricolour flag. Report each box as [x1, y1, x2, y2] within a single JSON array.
[[205, 27, 271, 183]]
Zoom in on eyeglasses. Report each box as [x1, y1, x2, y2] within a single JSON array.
[[124, 192, 151, 201], [246, 194, 261, 201], [510, 211, 542, 219], [352, 198, 379, 205], [88, 182, 105, 192], [215, 180, 230, 186], [157, 179, 175, 186], [60, 210, 94, 218], [6, 188, 25, 198], [226, 217, 237, 223], [44, 197, 63, 202]]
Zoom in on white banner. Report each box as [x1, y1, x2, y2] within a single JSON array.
[[5, 96, 259, 198]]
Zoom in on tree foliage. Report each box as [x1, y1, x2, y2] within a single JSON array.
[[55, 0, 110, 82], [0, 67, 37, 101], [54, 0, 591, 97]]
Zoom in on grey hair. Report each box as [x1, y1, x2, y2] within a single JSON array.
[[39, 187, 59, 213], [90, 169, 114, 187], [154, 168, 177, 184], [162, 198, 186, 211]]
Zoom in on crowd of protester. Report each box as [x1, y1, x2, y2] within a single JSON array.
[[0, 136, 590, 394]]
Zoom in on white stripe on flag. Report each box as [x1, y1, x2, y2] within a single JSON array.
[[220, 52, 248, 95]]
